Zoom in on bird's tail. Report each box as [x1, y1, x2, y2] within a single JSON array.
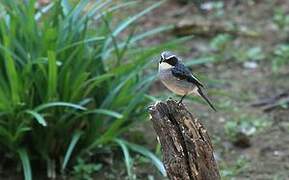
[[197, 88, 217, 112]]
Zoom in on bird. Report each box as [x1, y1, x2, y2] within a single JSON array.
[[158, 51, 216, 111]]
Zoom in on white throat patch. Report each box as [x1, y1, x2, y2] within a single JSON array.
[[159, 62, 173, 70]]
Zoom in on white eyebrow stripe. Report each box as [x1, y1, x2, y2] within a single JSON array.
[[166, 55, 176, 59]]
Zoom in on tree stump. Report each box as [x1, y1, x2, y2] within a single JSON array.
[[148, 100, 220, 180]]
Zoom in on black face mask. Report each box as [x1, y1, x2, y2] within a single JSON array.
[[163, 56, 178, 66]]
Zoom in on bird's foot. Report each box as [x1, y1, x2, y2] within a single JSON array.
[[178, 94, 186, 105], [177, 99, 183, 106]]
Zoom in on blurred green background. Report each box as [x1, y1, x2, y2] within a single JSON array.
[[0, 0, 289, 179]]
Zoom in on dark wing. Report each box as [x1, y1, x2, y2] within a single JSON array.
[[171, 63, 204, 87]]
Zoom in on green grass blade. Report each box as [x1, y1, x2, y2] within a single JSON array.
[[2, 35, 20, 104], [100, 63, 146, 108], [102, 1, 164, 54], [119, 139, 166, 177], [68, 0, 89, 20], [34, 3, 54, 21], [93, 1, 137, 21], [185, 56, 217, 66], [114, 139, 133, 180], [0, 126, 13, 146], [0, 84, 10, 111], [34, 102, 86, 112], [61, 0, 71, 15], [104, 25, 174, 58], [62, 131, 82, 171], [112, 1, 164, 36], [0, 42, 25, 66], [84, 109, 123, 119], [80, 0, 110, 21], [94, 80, 151, 146], [25, 110, 47, 127], [47, 51, 57, 101], [104, 25, 173, 58], [56, 36, 105, 53], [132, 25, 173, 42], [82, 73, 113, 96], [128, 35, 193, 55], [18, 149, 32, 180], [71, 109, 123, 124]]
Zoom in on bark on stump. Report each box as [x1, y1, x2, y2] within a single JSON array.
[[148, 100, 220, 180]]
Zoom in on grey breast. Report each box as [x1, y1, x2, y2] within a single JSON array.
[[159, 67, 197, 96]]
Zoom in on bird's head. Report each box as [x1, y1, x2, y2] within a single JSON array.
[[160, 51, 179, 66]]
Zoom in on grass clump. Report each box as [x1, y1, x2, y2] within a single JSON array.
[[0, 0, 177, 179]]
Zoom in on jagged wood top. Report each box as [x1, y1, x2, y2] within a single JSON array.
[[149, 100, 220, 180]]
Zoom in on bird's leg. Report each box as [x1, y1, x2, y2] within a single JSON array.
[[178, 94, 187, 105]]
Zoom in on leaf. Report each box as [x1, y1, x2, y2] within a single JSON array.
[[102, 1, 165, 55], [0, 126, 13, 144], [104, 25, 173, 58], [57, 36, 105, 53], [82, 73, 114, 97], [100, 62, 147, 109], [47, 51, 58, 100], [185, 56, 217, 66], [61, 0, 71, 15], [112, 1, 164, 37], [34, 102, 86, 112], [62, 131, 82, 171], [114, 139, 133, 180], [93, 1, 137, 21], [2, 34, 20, 104], [84, 109, 123, 119], [70, 109, 123, 124], [117, 139, 166, 176], [93, 89, 148, 148], [25, 110, 47, 127], [34, 3, 54, 21], [18, 149, 32, 180], [0, 84, 10, 111], [80, 0, 111, 21], [69, 0, 90, 21]]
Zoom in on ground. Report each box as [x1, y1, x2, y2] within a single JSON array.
[[122, 0, 289, 179]]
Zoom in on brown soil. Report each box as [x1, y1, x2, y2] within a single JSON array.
[[132, 0, 289, 179]]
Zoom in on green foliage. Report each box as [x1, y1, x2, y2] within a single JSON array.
[[210, 34, 232, 52], [72, 158, 102, 180], [115, 138, 166, 179], [0, 0, 177, 178], [224, 115, 269, 142], [232, 46, 265, 62], [272, 44, 289, 72], [220, 156, 249, 179], [208, 34, 265, 62], [273, 7, 289, 30], [18, 149, 32, 180], [115, 139, 134, 180], [243, 47, 264, 61]]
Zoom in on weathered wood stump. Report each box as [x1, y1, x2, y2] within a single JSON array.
[[148, 100, 220, 180]]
